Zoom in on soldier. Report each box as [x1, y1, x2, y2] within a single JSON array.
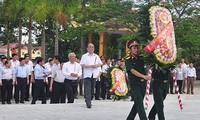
[[148, 65, 176, 120], [125, 39, 151, 120]]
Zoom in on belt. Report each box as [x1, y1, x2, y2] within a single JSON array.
[[132, 79, 145, 82], [65, 79, 77, 82], [188, 76, 195, 78], [2, 79, 12, 81], [17, 77, 26, 79], [154, 79, 168, 83]]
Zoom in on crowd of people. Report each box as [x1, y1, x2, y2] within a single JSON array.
[[0, 42, 197, 112], [0, 43, 125, 108]]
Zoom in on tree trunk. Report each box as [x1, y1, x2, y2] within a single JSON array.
[[54, 23, 59, 56], [18, 19, 22, 58], [81, 0, 87, 56], [28, 17, 32, 59], [81, 36, 86, 55], [6, 29, 10, 58], [41, 25, 46, 60]]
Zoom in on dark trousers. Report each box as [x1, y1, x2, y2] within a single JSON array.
[[31, 80, 46, 104], [84, 78, 96, 107], [148, 80, 168, 120], [15, 77, 27, 102], [101, 76, 110, 99], [95, 80, 101, 99], [78, 79, 84, 95], [177, 80, 183, 93], [45, 77, 51, 99], [31, 82, 35, 97], [25, 75, 31, 100], [168, 77, 174, 93], [65, 79, 78, 103], [51, 81, 66, 103], [127, 80, 147, 120], [1, 80, 13, 103]]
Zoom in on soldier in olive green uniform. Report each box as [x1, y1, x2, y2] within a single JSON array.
[[148, 66, 175, 120], [125, 40, 151, 120]]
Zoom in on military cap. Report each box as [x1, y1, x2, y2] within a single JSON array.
[[127, 39, 140, 49]]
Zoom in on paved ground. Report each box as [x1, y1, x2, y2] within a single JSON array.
[[0, 81, 200, 120]]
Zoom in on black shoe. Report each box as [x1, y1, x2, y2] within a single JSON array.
[[15, 101, 19, 104], [2, 102, 5, 104], [7, 101, 11, 104], [20, 101, 24, 104], [107, 98, 111, 100], [191, 92, 194, 94], [25, 99, 30, 101], [87, 105, 91, 108], [95, 98, 101, 100]]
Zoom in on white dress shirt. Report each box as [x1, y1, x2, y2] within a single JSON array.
[[44, 62, 52, 77], [102, 64, 112, 74], [0, 66, 15, 82], [0, 62, 3, 71], [25, 61, 34, 75], [52, 64, 60, 74], [80, 53, 102, 78], [10, 60, 20, 69], [181, 63, 188, 75], [34, 64, 46, 80], [52, 68, 65, 83], [96, 67, 102, 81], [62, 61, 82, 80], [15, 65, 29, 78], [176, 67, 184, 80], [186, 67, 196, 78]]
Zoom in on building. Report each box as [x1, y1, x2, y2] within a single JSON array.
[[0, 43, 42, 59]]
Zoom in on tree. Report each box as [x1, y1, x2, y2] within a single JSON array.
[[49, 0, 80, 56], [32, 0, 49, 60]]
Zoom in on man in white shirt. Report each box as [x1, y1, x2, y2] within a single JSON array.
[[176, 63, 184, 94], [52, 56, 61, 72], [50, 59, 66, 103], [62, 53, 82, 103], [24, 55, 34, 101], [80, 43, 103, 108], [31, 57, 48, 104], [181, 58, 188, 93], [10, 53, 20, 69], [15, 58, 29, 104], [101, 58, 112, 100], [0, 60, 15, 104], [186, 62, 196, 94], [0, 56, 7, 101], [44, 58, 54, 100]]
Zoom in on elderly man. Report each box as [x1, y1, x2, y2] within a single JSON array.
[[80, 43, 103, 108], [62, 53, 82, 103]]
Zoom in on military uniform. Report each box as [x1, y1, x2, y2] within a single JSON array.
[[125, 55, 147, 120], [148, 66, 172, 120]]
